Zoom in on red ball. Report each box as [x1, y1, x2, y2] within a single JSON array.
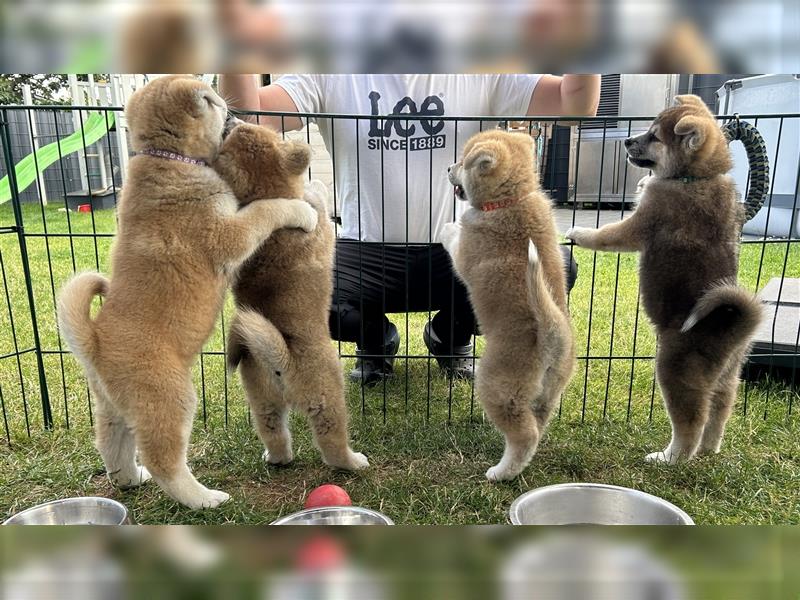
[[304, 484, 352, 509]]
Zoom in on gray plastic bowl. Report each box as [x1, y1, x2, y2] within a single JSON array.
[[510, 483, 694, 525], [3, 497, 130, 525], [271, 506, 394, 525]]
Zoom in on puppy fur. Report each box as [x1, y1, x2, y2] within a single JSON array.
[[57, 76, 318, 509], [442, 130, 575, 481], [214, 124, 368, 471], [566, 95, 762, 463]]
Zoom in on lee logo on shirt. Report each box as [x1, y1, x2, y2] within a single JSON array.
[[366, 91, 447, 152]]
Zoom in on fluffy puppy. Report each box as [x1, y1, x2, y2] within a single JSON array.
[[567, 95, 762, 463], [57, 76, 318, 509], [441, 130, 575, 481], [215, 124, 368, 471]]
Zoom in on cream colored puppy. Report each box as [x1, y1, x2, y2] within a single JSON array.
[[442, 130, 575, 481], [57, 76, 317, 509]]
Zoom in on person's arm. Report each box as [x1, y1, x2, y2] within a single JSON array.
[[218, 75, 304, 132], [527, 74, 601, 124]]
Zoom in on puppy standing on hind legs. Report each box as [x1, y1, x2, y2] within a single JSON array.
[[214, 124, 367, 473], [57, 76, 318, 509], [443, 130, 575, 482], [566, 95, 762, 464]]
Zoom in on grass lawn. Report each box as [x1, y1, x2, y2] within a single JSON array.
[[0, 202, 798, 524]]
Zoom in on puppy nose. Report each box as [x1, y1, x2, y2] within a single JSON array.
[[224, 114, 244, 136], [447, 165, 452, 172], [624, 138, 633, 148]]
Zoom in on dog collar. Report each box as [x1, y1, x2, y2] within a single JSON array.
[[480, 198, 517, 212], [671, 175, 709, 183], [137, 148, 209, 167]]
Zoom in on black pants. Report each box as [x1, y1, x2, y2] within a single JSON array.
[[329, 239, 578, 351]]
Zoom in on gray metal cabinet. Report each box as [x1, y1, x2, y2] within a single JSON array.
[[567, 74, 679, 205]]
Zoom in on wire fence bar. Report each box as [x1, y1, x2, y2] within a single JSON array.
[[0, 105, 797, 441]]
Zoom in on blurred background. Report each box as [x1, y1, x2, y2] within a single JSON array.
[[2, 526, 799, 599], [0, 0, 797, 73]]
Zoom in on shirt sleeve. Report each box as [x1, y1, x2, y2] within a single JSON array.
[[489, 74, 543, 116], [273, 74, 325, 114]]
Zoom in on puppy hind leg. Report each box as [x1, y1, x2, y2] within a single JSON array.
[[91, 378, 151, 489], [133, 379, 229, 509], [481, 371, 544, 482], [240, 356, 293, 465], [646, 342, 715, 464], [532, 341, 574, 433], [295, 347, 368, 471], [698, 367, 739, 456]]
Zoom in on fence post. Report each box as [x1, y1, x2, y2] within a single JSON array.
[[0, 108, 53, 429]]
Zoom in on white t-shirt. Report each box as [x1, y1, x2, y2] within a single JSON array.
[[275, 74, 541, 243]]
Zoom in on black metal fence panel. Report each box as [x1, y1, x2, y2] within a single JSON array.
[[0, 106, 797, 443]]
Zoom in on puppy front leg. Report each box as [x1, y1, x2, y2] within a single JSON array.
[[219, 197, 318, 267], [566, 216, 642, 253], [440, 222, 461, 264]]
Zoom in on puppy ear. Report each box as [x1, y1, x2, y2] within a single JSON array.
[[674, 115, 707, 151], [195, 88, 225, 111], [280, 141, 311, 175], [674, 94, 706, 109], [463, 144, 497, 173]]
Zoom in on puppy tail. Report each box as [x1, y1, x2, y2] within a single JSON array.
[[681, 281, 763, 343], [525, 239, 557, 314], [57, 272, 109, 365], [227, 309, 291, 375]]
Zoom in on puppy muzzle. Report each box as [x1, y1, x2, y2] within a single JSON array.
[[223, 114, 245, 138]]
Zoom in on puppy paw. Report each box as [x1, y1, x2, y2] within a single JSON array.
[[440, 222, 461, 254], [326, 450, 370, 471], [113, 466, 152, 490], [345, 451, 370, 470], [696, 446, 721, 457], [294, 201, 319, 232], [189, 489, 231, 510], [564, 226, 592, 247], [645, 449, 681, 465], [486, 463, 519, 482], [303, 180, 330, 211], [263, 448, 294, 466]]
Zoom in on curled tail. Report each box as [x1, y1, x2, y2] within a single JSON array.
[[681, 281, 763, 343], [57, 272, 109, 365], [227, 309, 291, 375]]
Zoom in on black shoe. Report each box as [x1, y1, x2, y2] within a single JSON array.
[[423, 322, 475, 380], [349, 322, 400, 386]]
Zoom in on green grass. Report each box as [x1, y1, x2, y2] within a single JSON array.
[[0, 202, 798, 524]]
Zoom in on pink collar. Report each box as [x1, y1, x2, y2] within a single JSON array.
[[480, 197, 517, 212], [138, 148, 208, 167]]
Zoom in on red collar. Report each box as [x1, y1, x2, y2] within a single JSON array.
[[480, 198, 517, 212]]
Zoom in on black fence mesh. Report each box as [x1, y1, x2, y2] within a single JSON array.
[[0, 106, 797, 443]]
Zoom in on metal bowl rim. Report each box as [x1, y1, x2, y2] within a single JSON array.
[[3, 496, 129, 526], [270, 505, 395, 525], [509, 482, 694, 525]]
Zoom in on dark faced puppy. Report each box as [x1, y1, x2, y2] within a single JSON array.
[[567, 95, 762, 464], [624, 94, 732, 179]]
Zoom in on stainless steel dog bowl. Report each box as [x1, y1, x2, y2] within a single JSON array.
[[271, 506, 394, 525], [3, 497, 131, 525], [509, 483, 694, 525]]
